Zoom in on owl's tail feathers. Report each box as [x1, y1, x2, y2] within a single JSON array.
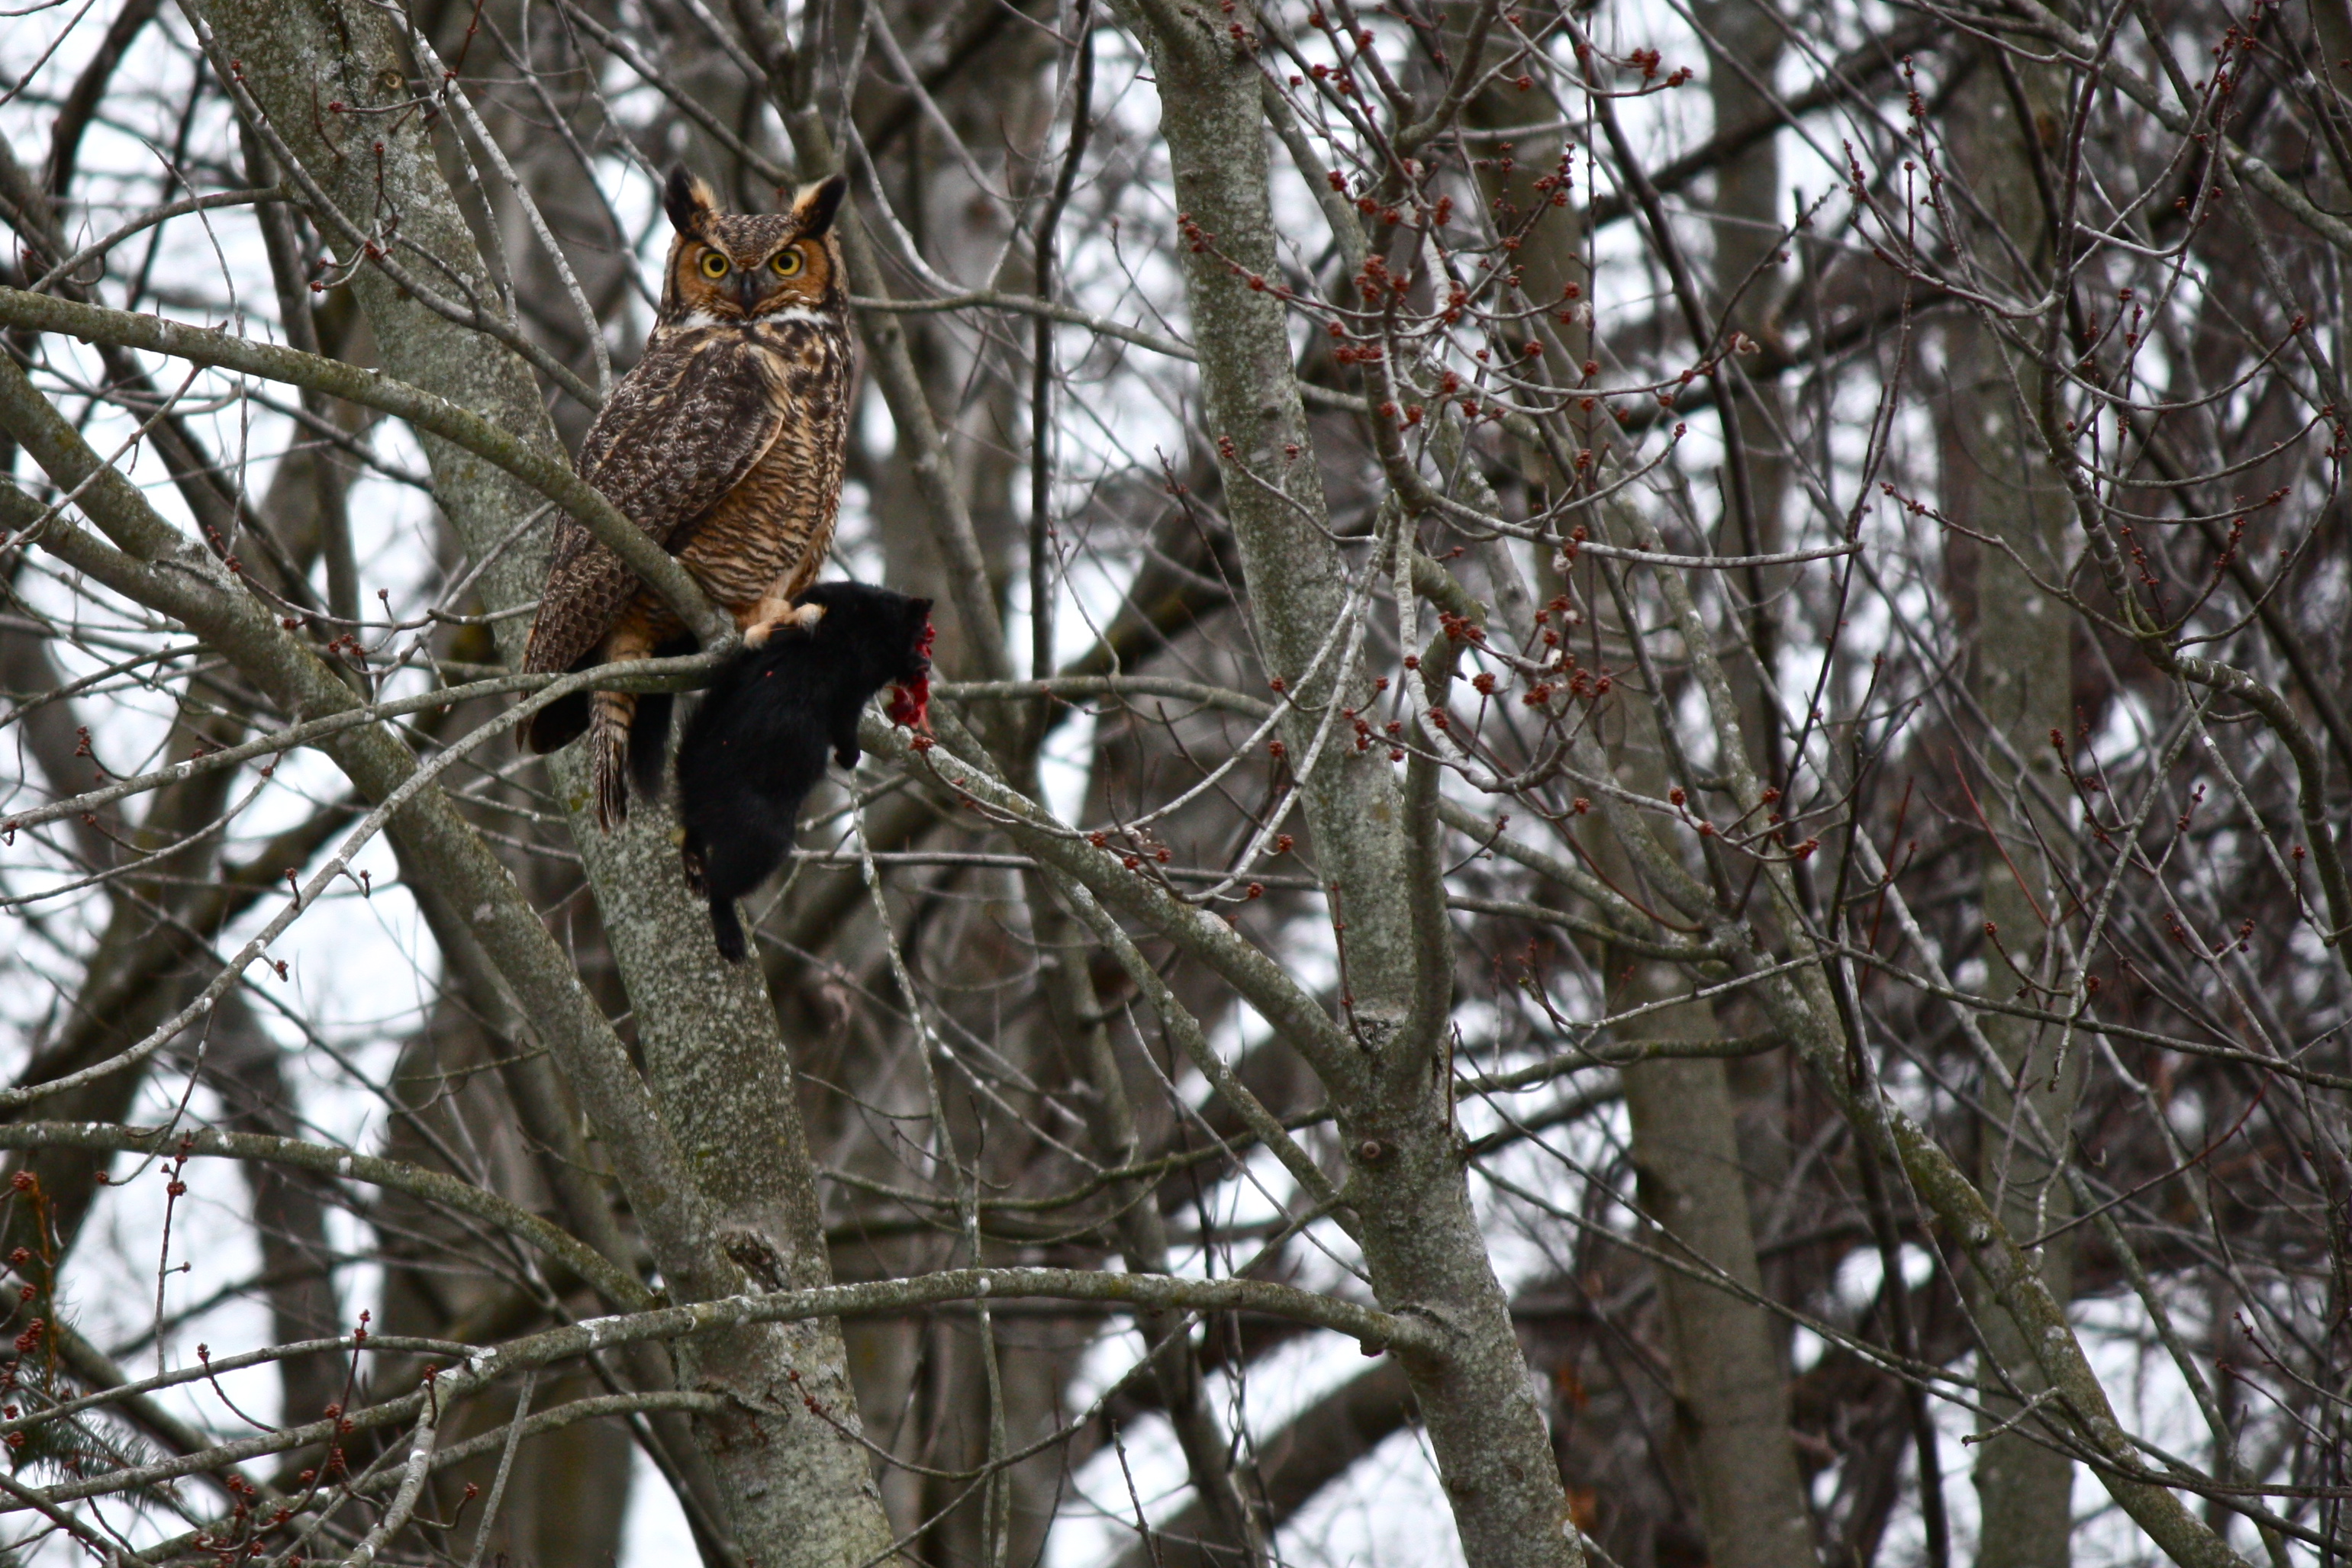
[[589, 689, 636, 831]]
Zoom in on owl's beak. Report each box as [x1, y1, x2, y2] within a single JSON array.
[[734, 270, 762, 312]]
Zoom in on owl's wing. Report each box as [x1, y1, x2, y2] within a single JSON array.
[[520, 337, 788, 678]]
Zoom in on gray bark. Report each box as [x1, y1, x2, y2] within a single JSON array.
[[1601, 684, 1812, 1568], [172, 2, 897, 1560], [1661, 18, 1818, 1568], [1622, 1045, 1817, 1568], [1943, 44, 2085, 1568], [1697, 0, 1791, 775], [1098, 8, 1582, 1566], [572, 810, 893, 1560]]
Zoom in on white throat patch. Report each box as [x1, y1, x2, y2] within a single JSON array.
[[672, 304, 830, 332]]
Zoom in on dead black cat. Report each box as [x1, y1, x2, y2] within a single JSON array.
[[672, 581, 934, 961]]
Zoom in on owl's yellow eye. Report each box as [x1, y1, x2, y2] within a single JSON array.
[[771, 248, 805, 277], [698, 252, 730, 279]]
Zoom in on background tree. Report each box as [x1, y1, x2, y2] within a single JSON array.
[[0, 0, 2347, 1566]]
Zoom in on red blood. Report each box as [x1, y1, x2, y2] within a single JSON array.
[[888, 617, 937, 732], [887, 675, 931, 730]]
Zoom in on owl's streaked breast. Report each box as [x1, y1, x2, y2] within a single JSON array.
[[633, 316, 852, 629]]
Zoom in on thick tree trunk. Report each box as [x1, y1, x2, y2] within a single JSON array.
[[1622, 1045, 1817, 1568], [1943, 44, 2085, 1568], [1102, 8, 1581, 1566], [1603, 699, 1813, 1568], [575, 813, 895, 1563], [1674, 18, 1818, 1567], [1697, 0, 1790, 780], [182, 2, 897, 1561]]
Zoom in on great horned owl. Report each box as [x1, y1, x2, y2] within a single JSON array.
[[518, 165, 854, 829]]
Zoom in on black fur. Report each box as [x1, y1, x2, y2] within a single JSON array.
[[626, 635, 698, 801], [675, 582, 933, 961]]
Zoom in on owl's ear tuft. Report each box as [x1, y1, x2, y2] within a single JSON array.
[[664, 165, 719, 234], [787, 172, 849, 237]]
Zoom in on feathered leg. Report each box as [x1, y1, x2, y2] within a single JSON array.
[[589, 688, 636, 831], [588, 617, 658, 831]]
